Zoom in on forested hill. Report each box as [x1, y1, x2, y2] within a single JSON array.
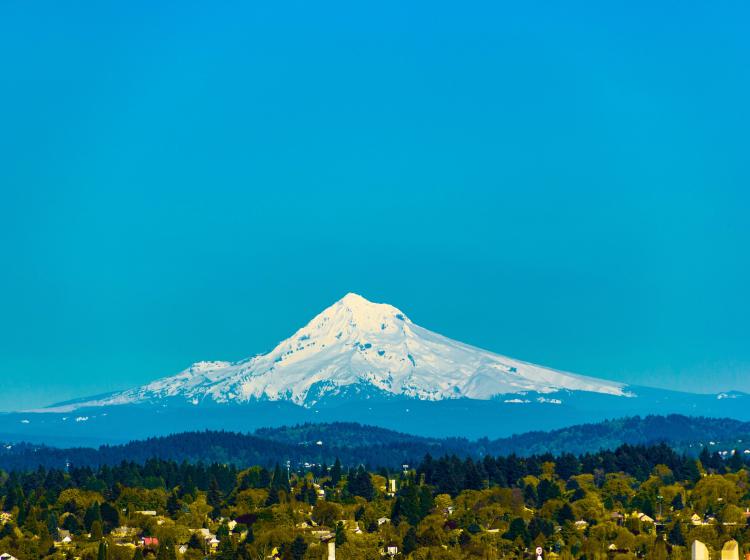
[[485, 414, 750, 456], [254, 415, 750, 457], [2, 414, 750, 471]]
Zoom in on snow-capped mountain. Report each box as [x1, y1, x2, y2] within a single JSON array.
[[46, 293, 630, 412]]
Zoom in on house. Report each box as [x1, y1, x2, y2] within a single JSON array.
[[630, 512, 654, 524], [385, 544, 399, 556], [54, 529, 73, 548], [691, 514, 703, 526], [178, 545, 188, 555], [574, 520, 588, 530], [377, 517, 390, 526], [135, 510, 157, 516], [721, 540, 739, 560], [196, 528, 218, 546], [112, 526, 137, 539], [141, 537, 160, 548], [387, 479, 397, 494], [1, 553, 19, 560], [692, 540, 709, 560]]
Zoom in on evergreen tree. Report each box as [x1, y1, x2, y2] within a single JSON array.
[[47, 511, 58, 535], [503, 518, 530, 546], [100, 502, 120, 529], [671, 493, 684, 510], [335, 521, 347, 546], [524, 484, 538, 508], [158, 539, 177, 560], [330, 459, 342, 486], [464, 458, 483, 490], [346, 466, 374, 500], [557, 502, 575, 524], [188, 533, 204, 551], [270, 463, 290, 493], [208, 477, 222, 510], [669, 522, 686, 546], [2, 486, 21, 512], [84, 501, 103, 531], [91, 520, 103, 541], [402, 527, 418, 556], [97, 540, 109, 560], [215, 538, 235, 560], [290, 535, 307, 560], [727, 450, 744, 471], [651, 536, 668, 560], [166, 491, 180, 516]]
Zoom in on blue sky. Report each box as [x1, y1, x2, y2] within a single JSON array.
[[1, 1, 749, 410]]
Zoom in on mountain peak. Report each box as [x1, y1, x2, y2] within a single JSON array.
[[339, 292, 370, 305], [313, 293, 411, 335]]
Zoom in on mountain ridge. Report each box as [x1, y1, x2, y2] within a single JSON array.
[[3, 414, 750, 471]]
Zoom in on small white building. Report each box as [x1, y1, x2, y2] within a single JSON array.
[[636, 512, 655, 524], [1, 554, 19, 560]]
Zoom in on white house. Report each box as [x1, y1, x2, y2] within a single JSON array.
[[1, 553, 19, 560]]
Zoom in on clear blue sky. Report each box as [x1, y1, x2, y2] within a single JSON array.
[[1, 1, 749, 411]]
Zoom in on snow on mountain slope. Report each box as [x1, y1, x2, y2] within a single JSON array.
[[44, 293, 630, 412]]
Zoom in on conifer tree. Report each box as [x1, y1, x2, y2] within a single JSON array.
[[335, 521, 347, 546], [330, 458, 342, 486], [97, 540, 108, 560]]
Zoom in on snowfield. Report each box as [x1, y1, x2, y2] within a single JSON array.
[[43, 293, 630, 412]]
